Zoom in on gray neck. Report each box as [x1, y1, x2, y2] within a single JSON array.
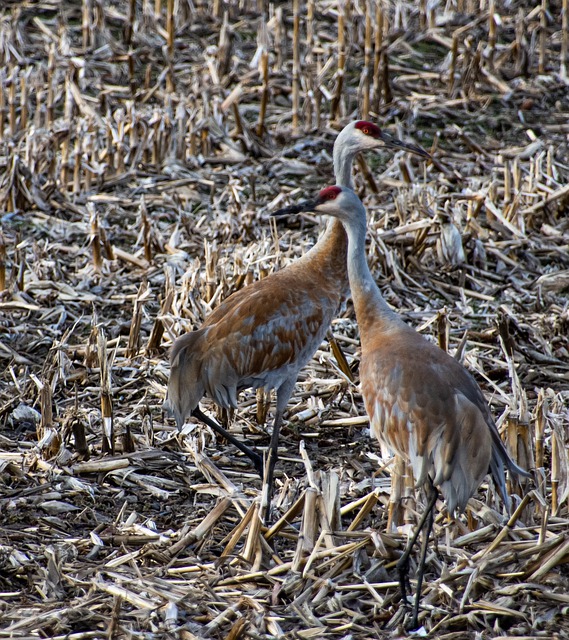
[[333, 134, 357, 188], [344, 202, 402, 323]]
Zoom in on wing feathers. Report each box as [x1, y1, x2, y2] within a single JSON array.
[[362, 335, 522, 514]]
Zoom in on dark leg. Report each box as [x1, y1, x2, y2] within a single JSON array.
[[260, 379, 295, 523], [260, 409, 284, 522], [396, 480, 438, 626], [409, 483, 436, 630], [192, 406, 263, 476]]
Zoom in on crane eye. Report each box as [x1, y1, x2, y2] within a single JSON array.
[[362, 127, 370, 135]]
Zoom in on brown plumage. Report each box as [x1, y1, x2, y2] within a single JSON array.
[[272, 185, 531, 629], [165, 122, 429, 512], [166, 219, 346, 464]]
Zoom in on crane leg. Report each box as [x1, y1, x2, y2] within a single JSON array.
[[260, 409, 283, 523], [192, 407, 264, 476], [396, 480, 438, 629], [260, 379, 295, 523], [409, 483, 436, 630]]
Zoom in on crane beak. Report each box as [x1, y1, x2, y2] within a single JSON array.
[[377, 130, 431, 159], [271, 197, 321, 217]]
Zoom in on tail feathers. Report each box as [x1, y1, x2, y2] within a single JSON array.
[[489, 449, 510, 512], [488, 422, 532, 514], [165, 330, 206, 429], [489, 424, 532, 478]]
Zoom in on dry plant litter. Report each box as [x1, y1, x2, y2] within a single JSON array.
[[1, 0, 569, 638]]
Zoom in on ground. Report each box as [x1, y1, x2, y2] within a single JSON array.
[[1, 1, 569, 638]]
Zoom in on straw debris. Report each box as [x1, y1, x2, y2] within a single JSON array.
[[1, 1, 569, 638]]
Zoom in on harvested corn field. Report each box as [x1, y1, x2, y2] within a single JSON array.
[[1, 0, 569, 638]]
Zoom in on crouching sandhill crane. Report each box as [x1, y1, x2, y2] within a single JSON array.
[[272, 185, 531, 629], [165, 122, 429, 516]]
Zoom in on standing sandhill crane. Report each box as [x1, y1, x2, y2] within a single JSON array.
[[165, 122, 429, 513], [272, 185, 531, 629]]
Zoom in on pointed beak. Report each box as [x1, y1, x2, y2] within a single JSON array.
[[271, 197, 321, 217], [377, 130, 431, 159]]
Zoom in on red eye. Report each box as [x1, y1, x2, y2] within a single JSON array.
[[327, 193, 337, 200], [362, 127, 370, 135]]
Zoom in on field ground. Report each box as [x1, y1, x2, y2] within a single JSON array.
[[1, 1, 569, 638]]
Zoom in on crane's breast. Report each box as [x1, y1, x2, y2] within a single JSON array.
[[360, 342, 494, 511]]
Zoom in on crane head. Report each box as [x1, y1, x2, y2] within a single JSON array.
[[346, 120, 431, 159], [271, 185, 364, 221]]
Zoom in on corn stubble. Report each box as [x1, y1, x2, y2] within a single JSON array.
[[0, 1, 568, 638]]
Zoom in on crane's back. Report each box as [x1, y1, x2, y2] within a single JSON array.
[[166, 216, 348, 426], [203, 217, 348, 329]]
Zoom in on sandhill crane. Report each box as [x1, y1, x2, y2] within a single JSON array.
[[165, 122, 429, 517], [272, 185, 531, 628]]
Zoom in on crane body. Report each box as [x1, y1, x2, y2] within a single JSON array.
[[272, 185, 530, 628], [165, 123, 429, 517], [166, 219, 347, 470]]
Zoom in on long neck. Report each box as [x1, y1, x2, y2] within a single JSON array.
[[343, 205, 404, 336], [301, 128, 355, 292], [333, 136, 357, 188], [331, 139, 355, 272], [302, 214, 348, 283]]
